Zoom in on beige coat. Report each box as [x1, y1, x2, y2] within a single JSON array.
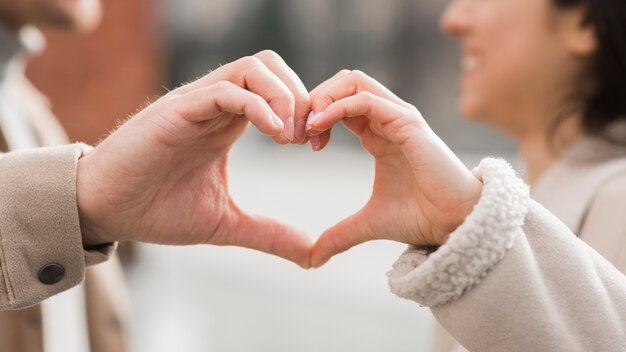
[[389, 133, 626, 352], [0, 25, 128, 352]]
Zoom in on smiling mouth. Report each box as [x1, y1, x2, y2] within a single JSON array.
[[461, 55, 479, 72]]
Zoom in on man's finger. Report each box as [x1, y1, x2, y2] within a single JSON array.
[[174, 52, 311, 144], [254, 50, 311, 144], [169, 81, 284, 137], [171, 56, 296, 143], [237, 59, 296, 125], [229, 211, 313, 269]]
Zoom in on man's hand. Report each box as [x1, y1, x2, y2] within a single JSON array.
[[76, 51, 312, 268]]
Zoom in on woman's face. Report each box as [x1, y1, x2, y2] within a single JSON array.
[[440, 0, 594, 137]]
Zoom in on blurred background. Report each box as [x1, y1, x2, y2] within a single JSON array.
[[27, 0, 517, 351]]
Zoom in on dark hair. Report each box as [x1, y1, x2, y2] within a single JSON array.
[[552, 0, 626, 141]]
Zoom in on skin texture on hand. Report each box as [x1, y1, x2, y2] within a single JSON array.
[[77, 54, 483, 270], [76, 51, 313, 268], [307, 70, 483, 268]]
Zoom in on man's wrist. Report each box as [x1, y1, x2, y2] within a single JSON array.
[[76, 155, 114, 248], [79, 213, 110, 248]]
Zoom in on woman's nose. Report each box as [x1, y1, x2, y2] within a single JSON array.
[[440, 0, 470, 38]]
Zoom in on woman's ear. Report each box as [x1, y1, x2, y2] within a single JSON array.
[[559, 5, 597, 57]]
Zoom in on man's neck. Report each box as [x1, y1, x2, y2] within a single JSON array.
[[0, 21, 46, 83], [0, 20, 24, 74]]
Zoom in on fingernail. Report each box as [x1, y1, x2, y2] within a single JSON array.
[[294, 117, 307, 142], [306, 112, 323, 132], [310, 135, 322, 151], [305, 112, 314, 133], [307, 129, 324, 136], [283, 116, 295, 141], [272, 114, 284, 128]]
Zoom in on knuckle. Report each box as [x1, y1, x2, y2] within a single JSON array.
[[162, 99, 191, 122], [283, 91, 296, 103], [238, 55, 265, 70], [357, 91, 375, 102], [295, 92, 311, 107], [400, 108, 425, 128], [212, 80, 235, 91], [350, 69, 369, 81], [209, 81, 239, 97], [255, 49, 283, 62], [337, 69, 352, 76], [251, 94, 268, 107]]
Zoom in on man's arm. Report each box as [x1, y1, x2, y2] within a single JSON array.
[[0, 51, 313, 310], [0, 144, 115, 310]]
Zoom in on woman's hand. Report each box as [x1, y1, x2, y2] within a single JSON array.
[[308, 70, 483, 267], [76, 51, 312, 268]]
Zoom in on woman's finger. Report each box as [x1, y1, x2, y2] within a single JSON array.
[[310, 209, 374, 268], [305, 70, 352, 151], [308, 92, 425, 147], [309, 70, 415, 117], [307, 70, 416, 151], [342, 116, 371, 137], [309, 129, 332, 151], [307, 69, 352, 111]]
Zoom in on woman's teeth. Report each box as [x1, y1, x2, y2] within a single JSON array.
[[462, 56, 478, 72]]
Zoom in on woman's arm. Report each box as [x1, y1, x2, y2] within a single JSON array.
[[389, 159, 626, 352], [307, 70, 626, 352]]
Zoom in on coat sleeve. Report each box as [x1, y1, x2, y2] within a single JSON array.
[[388, 158, 626, 352], [0, 143, 116, 311], [579, 173, 626, 275]]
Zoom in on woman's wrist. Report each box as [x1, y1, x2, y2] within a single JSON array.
[[435, 175, 484, 246], [389, 158, 530, 307]]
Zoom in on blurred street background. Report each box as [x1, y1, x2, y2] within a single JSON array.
[[26, 1, 518, 351]]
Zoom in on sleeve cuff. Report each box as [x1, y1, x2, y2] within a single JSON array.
[[0, 143, 115, 310], [387, 158, 531, 307]]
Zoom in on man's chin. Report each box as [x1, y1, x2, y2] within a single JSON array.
[[36, 15, 100, 33], [32, 3, 102, 33]]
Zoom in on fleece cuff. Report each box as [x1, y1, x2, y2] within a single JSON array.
[[387, 158, 530, 307]]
